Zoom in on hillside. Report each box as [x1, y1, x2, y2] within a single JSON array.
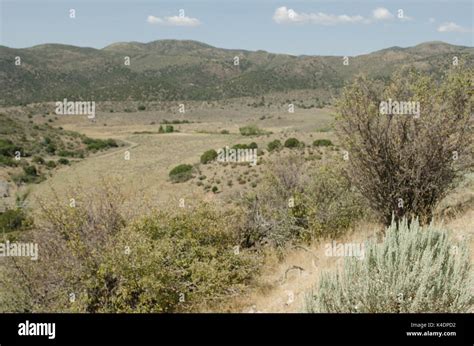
[[0, 112, 122, 210], [0, 40, 472, 105]]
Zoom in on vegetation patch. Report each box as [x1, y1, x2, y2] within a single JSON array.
[[312, 139, 333, 147], [200, 149, 218, 164], [239, 125, 268, 136], [169, 164, 194, 183]]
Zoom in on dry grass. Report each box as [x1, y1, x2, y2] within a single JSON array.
[[7, 99, 334, 210], [221, 220, 381, 313], [224, 194, 473, 313]]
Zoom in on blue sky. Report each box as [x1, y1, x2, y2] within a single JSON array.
[[1, 0, 472, 56]]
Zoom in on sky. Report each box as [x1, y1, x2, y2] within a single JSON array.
[[1, 0, 473, 56]]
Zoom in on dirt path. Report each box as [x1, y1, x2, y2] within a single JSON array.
[[228, 224, 379, 313], [90, 138, 139, 160]]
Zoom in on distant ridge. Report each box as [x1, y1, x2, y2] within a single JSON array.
[[0, 40, 472, 106]]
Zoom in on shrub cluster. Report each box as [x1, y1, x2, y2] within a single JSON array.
[[0, 184, 259, 313], [312, 139, 333, 147], [239, 154, 365, 247], [239, 125, 265, 136], [82, 138, 118, 151], [159, 125, 174, 133]]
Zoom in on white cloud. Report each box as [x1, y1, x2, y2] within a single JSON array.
[[273, 6, 366, 25], [428, 18, 436, 23], [147, 14, 201, 26], [147, 16, 163, 24], [372, 7, 394, 20], [437, 22, 470, 33]]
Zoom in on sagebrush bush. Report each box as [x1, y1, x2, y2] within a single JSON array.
[[305, 219, 473, 313]]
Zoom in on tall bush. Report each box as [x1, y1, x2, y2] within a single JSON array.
[[336, 68, 473, 225]]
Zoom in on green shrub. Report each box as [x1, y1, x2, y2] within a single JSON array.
[[239, 125, 264, 136], [0, 139, 21, 157], [32, 156, 45, 164], [0, 155, 17, 167], [212, 186, 218, 193], [200, 149, 218, 164], [220, 129, 229, 134], [169, 164, 193, 183], [267, 139, 282, 152], [0, 182, 260, 313], [79, 205, 258, 312], [240, 155, 364, 247], [301, 163, 365, 238], [58, 150, 75, 157], [165, 125, 174, 133], [46, 160, 57, 168], [23, 165, 37, 176], [83, 138, 118, 151], [138, 105, 146, 111], [58, 158, 70, 165], [0, 208, 30, 233], [161, 119, 191, 125], [284, 137, 300, 148], [232, 143, 258, 150], [312, 139, 333, 147], [13, 165, 44, 184], [305, 219, 473, 313]]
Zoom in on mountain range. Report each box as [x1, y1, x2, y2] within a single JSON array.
[[0, 40, 472, 106]]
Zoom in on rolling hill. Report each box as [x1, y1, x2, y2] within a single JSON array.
[[0, 40, 472, 105]]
